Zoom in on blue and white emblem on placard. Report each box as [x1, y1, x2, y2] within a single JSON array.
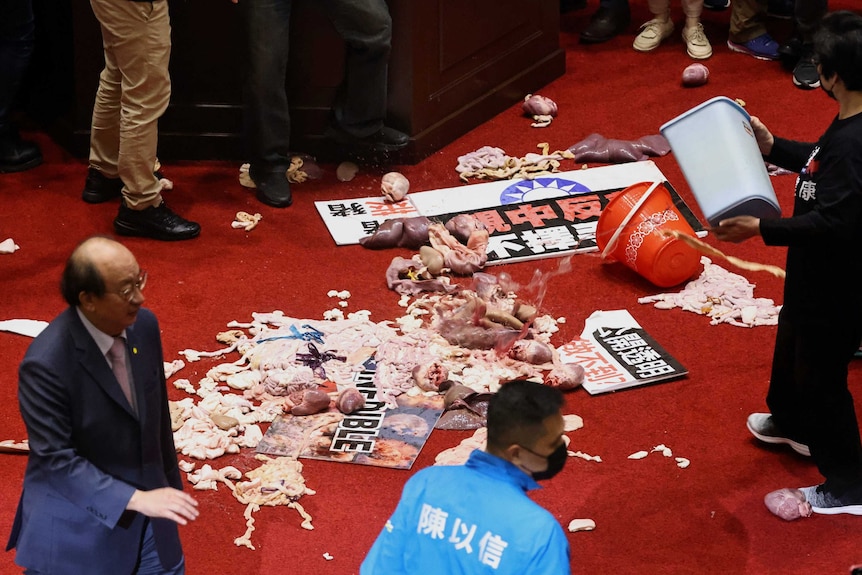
[[499, 177, 591, 204]]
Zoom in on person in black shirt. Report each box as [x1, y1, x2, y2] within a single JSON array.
[[712, 10, 862, 517]]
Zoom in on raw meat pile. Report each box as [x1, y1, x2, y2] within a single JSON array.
[[166, 273, 583, 548], [638, 257, 781, 327], [165, 249, 782, 548], [455, 144, 576, 182]]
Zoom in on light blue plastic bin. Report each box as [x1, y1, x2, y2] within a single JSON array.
[[660, 96, 781, 227]]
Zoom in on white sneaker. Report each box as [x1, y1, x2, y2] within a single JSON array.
[[682, 23, 713, 59], [633, 18, 674, 52]]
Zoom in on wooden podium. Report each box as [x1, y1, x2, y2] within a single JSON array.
[[53, 0, 564, 164]]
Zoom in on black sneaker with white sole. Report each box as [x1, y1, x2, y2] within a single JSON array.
[[746, 413, 811, 456], [800, 484, 862, 516], [792, 54, 821, 90]]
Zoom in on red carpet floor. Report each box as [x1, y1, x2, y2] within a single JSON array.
[[1, 2, 861, 573]]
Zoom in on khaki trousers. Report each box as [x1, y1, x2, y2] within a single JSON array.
[[88, 0, 171, 209], [646, 0, 703, 19], [729, 0, 769, 43]]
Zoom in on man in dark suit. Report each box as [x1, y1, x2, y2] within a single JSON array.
[[6, 236, 199, 574]]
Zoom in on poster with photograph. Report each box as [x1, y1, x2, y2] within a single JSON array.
[[256, 359, 444, 469]]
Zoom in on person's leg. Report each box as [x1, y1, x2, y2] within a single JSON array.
[[580, 0, 630, 44], [321, 0, 407, 155], [600, 0, 629, 13], [0, 0, 42, 172], [322, 0, 391, 138], [793, 325, 862, 496], [682, 0, 703, 28], [729, 0, 768, 42], [89, 0, 169, 209], [87, 14, 122, 182], [788, 0, 828, 89], [727, 0, 779, 59], [560, 0, 587, 13], [0, 0, 35, 134], [136, 519, 186, 575], [765, 314, 812, 446], [241, 0, 294, 207], [633, 0, 673, 53], [90, 0, 199, 239], [242, 0, 292, 173], [82, 0, 126, 203], [681, 0, 712, 59], [794, 0, 827, 43]]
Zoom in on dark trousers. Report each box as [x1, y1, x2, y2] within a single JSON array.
[[241, 0, 392, 172], [599, 0, 628, 10], [767, 311, 862, 495], [794, 0, 828, 44], [0, 0, 35, 134], [23, 520, 185, 575]]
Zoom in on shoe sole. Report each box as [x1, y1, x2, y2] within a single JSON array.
[[747, 419, 811, 456], [256, 189, 292, 208], [325, 128, 409, 155], [810, 503, 862, 516], [0, 156, 43, 173], [82, 190, 122, 204], [727, 41, 778, 61], [687, 49, 713, 60], [580, 25, 629, 44], [792, 77, 820, 89], [633, 42, 663, 52]]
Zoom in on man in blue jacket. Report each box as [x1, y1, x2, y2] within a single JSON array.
[[6, 236, 199, 574], [361, 379, 571, 574]]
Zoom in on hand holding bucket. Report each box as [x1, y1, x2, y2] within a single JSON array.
[[596, 181, 702, 288]]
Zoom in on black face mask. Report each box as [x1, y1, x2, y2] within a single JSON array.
[[522, 443, 568, 481], [820, 73, 837, 100]]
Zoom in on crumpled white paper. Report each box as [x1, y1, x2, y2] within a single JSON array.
[[0, 319, 49, 338], [0, 238, 20, 254]]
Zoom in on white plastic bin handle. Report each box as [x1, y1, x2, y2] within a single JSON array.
[[601, 180, 663, 260]]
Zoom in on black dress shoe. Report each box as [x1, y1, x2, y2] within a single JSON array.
[[0, 133, 42, 173], [579, 6, 631, 44], [114, 199, 201, 241], [250, 169, 292, 208], [325, 124, 409, 154], [82, 167, 124, 203]]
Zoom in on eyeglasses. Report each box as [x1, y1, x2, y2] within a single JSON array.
[[113, 271, 148, 302]]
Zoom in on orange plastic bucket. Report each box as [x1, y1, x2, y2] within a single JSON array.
[[596, 181, 701, 287]]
